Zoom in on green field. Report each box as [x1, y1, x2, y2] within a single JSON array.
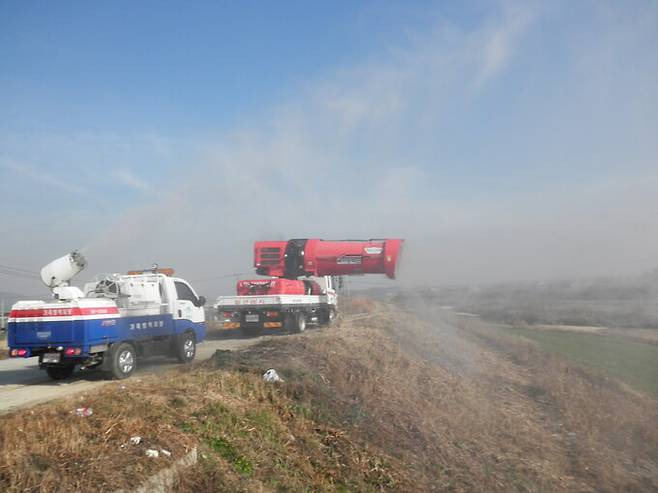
[[501, 327, 658, 398]]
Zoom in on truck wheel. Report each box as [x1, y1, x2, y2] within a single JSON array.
[[46, 365, 75, 380], [327, 308, 337, 327], [176, 332, 196, 363], [282, 313, 293, 332], [293, 313, 306, 333], [110, 343, 136, 379]]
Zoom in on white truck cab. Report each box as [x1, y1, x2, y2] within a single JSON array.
[[171, 277, 205, 324]]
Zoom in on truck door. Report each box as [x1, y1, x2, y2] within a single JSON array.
[[173, 280, 204, 324]]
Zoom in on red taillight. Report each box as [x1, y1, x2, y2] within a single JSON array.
[[265, 311, 279, 318], [11, 348, 28, 357], [65, 347, 82, 356]]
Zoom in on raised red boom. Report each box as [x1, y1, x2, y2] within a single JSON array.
[[254, 239, 404, 280]]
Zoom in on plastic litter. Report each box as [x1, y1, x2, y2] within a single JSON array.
[[263, 369, 284, 383], [74, 407, 93, 417], [160, 449, 172, 457], [145, 449, 159, 458], [130, 436, 142, 445]]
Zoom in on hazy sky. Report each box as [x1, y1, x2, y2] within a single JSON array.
[[1, 1, 657, 299]]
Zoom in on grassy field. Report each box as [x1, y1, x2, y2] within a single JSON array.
[[501, 326, 658, 397], [1, 301, 657, 491]]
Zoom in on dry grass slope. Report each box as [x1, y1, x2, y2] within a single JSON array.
[[0, 299, 656, 492], [220, 300, 658, 491]]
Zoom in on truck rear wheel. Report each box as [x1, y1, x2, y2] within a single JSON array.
[[327, 308, 337, 327], [291, 313, 306, 333], [109, 343, 136, 379], [46, 365, 75, 380], [176, 332, 196, 363], [283, 313, 294, 333]]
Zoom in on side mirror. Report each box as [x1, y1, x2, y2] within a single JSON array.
[[197, 296, 207, 307]]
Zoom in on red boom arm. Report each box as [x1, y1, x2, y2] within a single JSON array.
[[254, 239, 404, 279]]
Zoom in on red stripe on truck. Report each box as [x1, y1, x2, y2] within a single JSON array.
[[9, 306, 119, 318]]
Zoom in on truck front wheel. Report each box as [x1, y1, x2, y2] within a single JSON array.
[[46, 365, 75, 380], [176, 332, 196, 363], [109, 343, 136, 379]]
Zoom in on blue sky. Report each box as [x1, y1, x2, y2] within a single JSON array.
[[1, 1, 446, 134], [1, 1, 658, 297]]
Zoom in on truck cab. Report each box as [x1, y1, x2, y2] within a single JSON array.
[[171, 277, 206, 327]]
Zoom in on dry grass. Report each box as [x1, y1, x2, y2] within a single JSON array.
[[0, 362, 406, 492], [0, 379, 196, 492], [341, 297, 377, 315], [228, 303, 658, 491], [456, 317, 658, 491], [0, 335, 7, 360], [233, 314, 571, 490], [0, 300, 656, 492], [522, 324, 606, 334], [605, 327, 658, 345]]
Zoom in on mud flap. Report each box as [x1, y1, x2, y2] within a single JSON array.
[[100, 344, 114, 372]]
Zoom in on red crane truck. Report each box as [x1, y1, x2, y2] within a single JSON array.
[[214, 238, 403, 336]]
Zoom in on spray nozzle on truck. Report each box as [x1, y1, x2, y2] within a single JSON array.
[[39, 251, 88, 300]]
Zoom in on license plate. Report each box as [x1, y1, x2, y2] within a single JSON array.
[[245, 314, 259, 322], [42, 352, 61, 363]]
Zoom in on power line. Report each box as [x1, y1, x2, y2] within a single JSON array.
[[0, 262, 40, 280], [191, 273, 246, 283], [0, 263, 39, 275], [0, 292, 44, 299], [0, 269, 40, 280]]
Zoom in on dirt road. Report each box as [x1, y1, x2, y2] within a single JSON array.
[[0, 333, 266, 414]]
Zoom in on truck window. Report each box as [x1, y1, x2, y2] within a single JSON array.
[[175, 281, 198, 303]]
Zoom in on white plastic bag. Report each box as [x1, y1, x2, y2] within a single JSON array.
[[262, 369, 284, 383]]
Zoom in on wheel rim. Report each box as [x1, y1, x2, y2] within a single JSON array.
[[183, 338, 195, 358], [118, 350, 134, 374], [298, 316, 306, 332]]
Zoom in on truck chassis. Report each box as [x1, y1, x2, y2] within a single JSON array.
[[216, 293, 337, 336]]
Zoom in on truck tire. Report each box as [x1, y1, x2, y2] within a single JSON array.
[[326, 308, 337, 327], [176, 332, 196, 363], [283, 313, 294, 333], [292, 313, 306, 333], [109, 343, 136, 379], [46, 365, 75, 380]]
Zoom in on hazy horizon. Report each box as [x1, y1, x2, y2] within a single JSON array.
[[2, 1, 658, 299]]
